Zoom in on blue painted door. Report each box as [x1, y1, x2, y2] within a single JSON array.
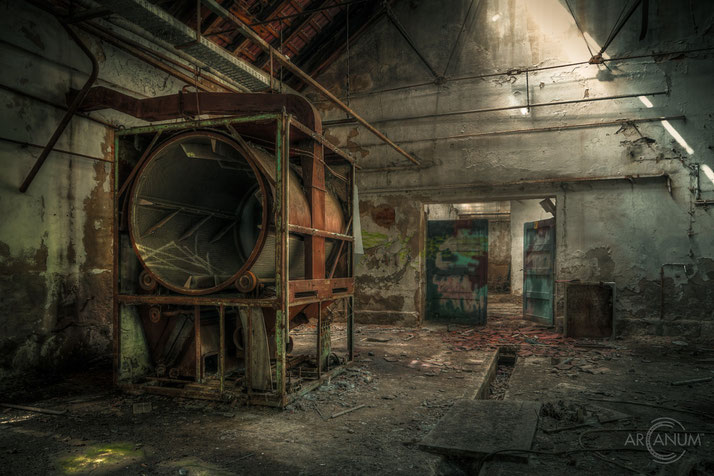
[[523, 218, 555, 323], [426, 219, 488, 324]]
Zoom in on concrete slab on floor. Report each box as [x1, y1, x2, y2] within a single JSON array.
[[418, 399, 541, 462]]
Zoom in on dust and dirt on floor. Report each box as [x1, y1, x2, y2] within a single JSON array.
[[1, 298, 713, 475]]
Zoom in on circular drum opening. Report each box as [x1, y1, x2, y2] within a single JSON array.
[[129, 131, 268, 294]]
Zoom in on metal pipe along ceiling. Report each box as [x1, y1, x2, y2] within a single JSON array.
[[323, 91, 670, 127], [19, 23, 99, 193], [201, 0, 421, 166]]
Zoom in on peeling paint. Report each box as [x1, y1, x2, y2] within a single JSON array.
[[312, 0, 714, 336], [361, 231, 390, 249]]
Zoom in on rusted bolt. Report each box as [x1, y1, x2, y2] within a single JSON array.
[[235, 271, 258, 293], [139, 270, 158, 291], [149, 306, 161, 323]]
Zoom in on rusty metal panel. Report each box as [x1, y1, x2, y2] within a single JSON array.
[[426, 219, 488, 324], [565, 283, 614, 337], [523, 218, 555, 324]]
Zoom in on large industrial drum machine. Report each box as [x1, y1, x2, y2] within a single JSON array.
[[86, 88, 356, 406]]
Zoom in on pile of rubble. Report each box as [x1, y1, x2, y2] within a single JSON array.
[[444, 324, 626, 362]]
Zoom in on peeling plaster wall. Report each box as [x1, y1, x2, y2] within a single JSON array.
[[510, 199, 553, 295], [356, 198, 422, 325], [313, 0, 714, 335], [0, 1, 186, 385], [424, 203, 458, 220]]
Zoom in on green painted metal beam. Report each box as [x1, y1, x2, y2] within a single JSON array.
[[116, 113, 282, 136]]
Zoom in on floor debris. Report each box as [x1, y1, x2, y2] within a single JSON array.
[[132, 402, 152, 415], [2, 296, 713, 475], [671, 376, 712, 386], [330, 403, 366, 419], [0, 403, 67, 416]]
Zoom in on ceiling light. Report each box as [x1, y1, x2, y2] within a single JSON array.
[[520, 108, 529, 115], [491, 13, 501, 22], [638, 96, 654, 108], [661, 120, 694, 155]]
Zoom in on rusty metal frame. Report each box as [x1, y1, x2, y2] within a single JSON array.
[[113, 111, 356, 407]]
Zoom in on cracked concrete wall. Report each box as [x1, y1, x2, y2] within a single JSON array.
[[312, 0, 714, 335], [0, 1, 187, 385], [356, 197, 423, 325]]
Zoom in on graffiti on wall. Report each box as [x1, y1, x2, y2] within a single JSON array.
[[426, 219, 488, 323]]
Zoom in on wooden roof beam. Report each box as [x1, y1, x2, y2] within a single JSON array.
[[202, 0, 420, 166]]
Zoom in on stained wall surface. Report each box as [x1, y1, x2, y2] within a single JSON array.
[[0, 1, 186, 384], [488, 219, 511, 293], [313, 0, 714, 334]]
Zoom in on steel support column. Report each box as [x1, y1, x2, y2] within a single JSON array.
[[275, 112, 290, 403]]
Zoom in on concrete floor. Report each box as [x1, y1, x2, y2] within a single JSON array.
[[1, 295, 713, 475]]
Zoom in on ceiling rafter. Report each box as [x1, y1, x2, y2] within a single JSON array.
[[285, 0, 382, 88]]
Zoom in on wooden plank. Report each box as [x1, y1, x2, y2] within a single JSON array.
[[419, 400, 541, 462], [289, 292, 354, 307], [0, 403, 66, 415], [194, 306, 201, 383]]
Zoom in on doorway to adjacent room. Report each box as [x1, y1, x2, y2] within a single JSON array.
[[423, 198, 557, 327]]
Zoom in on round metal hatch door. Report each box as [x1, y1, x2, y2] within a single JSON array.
[[128, 131, 269, 295]]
